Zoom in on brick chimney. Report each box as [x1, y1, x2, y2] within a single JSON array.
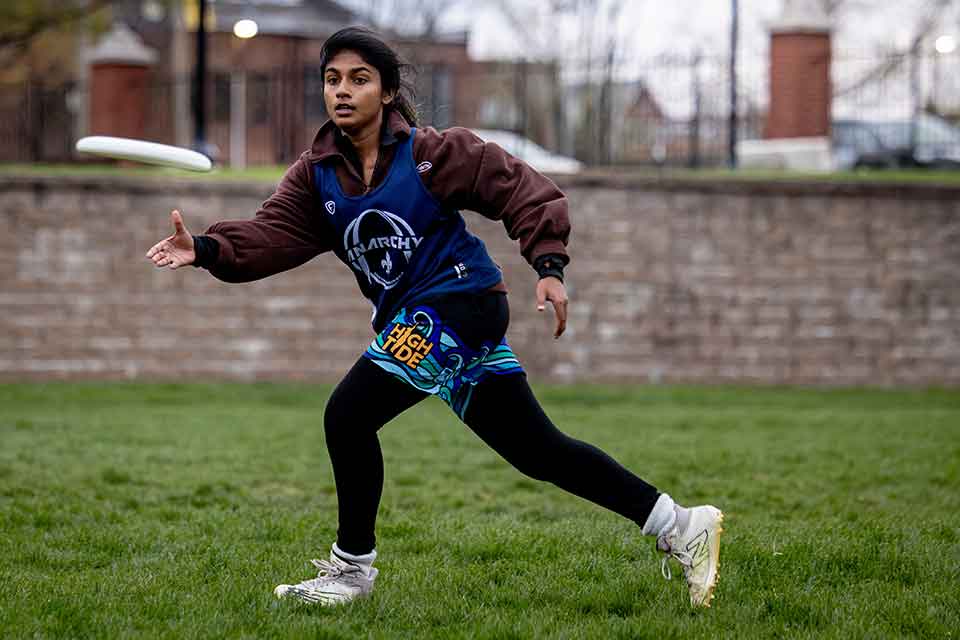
[[764, 0, 832, 140], [87, 23, 157, 139]]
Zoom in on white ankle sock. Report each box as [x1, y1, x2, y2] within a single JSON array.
[[642, 493, 677, 537], [332, 543, 377, 573], [674, 505, 691, 534]]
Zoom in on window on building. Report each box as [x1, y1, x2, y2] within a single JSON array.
[[414, 64, 454, 128], [432, 65, 453, 129], [248, 74, 270, 126], [478, 96, 519, 130], [304, 65, 327, 121], [213, 73, 230, 122]]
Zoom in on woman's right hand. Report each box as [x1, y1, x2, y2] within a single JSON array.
[[146, 210, 196, 269]]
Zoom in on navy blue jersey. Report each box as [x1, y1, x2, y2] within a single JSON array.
[[314, 128, 503, 331]]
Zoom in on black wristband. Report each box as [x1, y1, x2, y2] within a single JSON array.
[[533, 253, 566, 282], [192, 235, 220, 269]]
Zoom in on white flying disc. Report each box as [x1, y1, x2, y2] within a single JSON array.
[[76, 136, 212, 172]]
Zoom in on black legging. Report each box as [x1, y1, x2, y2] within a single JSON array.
[[324, 293, 661, 555]]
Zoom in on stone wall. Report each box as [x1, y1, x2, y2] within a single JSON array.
[[1, 174, 958, 385]]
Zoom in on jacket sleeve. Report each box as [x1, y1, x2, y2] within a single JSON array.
[[413, 127, 570, 266], [203, 153, 332, 283]]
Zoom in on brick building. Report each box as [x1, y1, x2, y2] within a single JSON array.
[[0, 0, 559, 166], [101, 0, 483, 165]]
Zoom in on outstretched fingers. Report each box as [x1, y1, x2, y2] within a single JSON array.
[[146, 239, 177, 268], [536, 284, 548, 312], [145, 240, 166, 260], [552, 297, 568, 338], [146, 210, 190, 268], [535, 277, 569, 339]]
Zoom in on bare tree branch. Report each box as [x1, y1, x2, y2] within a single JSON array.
[[834, 0, 953, 96], [360, 0, 466, 36], [491, 0, 547, 55]]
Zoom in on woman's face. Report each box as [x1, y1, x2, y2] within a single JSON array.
[[323, 50, 394, 134]]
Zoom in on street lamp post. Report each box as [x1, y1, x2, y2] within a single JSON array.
[[689, 49, 702, 169], [729, 0, 739, 168], [231, 19, 258, 169], [934, 35, 957, 114], [194, 0, 208, 153], [909, 39, 920, 154]]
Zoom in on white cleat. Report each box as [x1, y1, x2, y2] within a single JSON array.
[[658, 505, 724, 607], [274, 552, 378, 606]]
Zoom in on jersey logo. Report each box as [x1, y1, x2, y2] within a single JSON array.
[[416, 161, 433, 174], [344, 209, 424, 290], [325, 201, 336, 215]]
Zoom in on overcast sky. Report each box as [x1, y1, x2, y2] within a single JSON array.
[[334, 0, 960, 118], [340, 1, 960, 62]]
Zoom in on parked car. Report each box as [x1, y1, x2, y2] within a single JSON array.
[[832, 114, 960, 170], [469, 129, 583, 174], [871, 114, 960, 168], [832, 120, 900, 169]]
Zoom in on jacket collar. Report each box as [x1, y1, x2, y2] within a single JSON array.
[[308, 108, 411, 163]]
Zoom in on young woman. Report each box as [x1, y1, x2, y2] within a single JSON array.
[[146, 27, 723, 608]]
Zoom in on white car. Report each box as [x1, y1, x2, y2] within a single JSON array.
[[833, 114, 960, 169], [470, 129, 583, 174]]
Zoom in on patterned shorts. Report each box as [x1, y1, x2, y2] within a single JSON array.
[[363, 304, 524, 418]]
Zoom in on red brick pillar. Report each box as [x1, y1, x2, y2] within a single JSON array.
[[764, 6, 831, 140], [87, 23, 157, 139]]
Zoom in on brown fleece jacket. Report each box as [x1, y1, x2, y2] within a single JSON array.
[[203, 109, 570, 284]]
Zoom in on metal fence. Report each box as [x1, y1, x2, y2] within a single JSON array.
[[1, 48, 958, 168]]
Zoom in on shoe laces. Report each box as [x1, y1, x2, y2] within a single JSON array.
[[294, 558, 350, 589], [657, 534, 694, 581], [311, 558, 346, 579]]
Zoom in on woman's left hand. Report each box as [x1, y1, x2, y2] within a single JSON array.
[[536, 276, 568, 339]]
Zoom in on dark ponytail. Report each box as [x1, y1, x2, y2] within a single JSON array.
[[319, 27, 418, 127]]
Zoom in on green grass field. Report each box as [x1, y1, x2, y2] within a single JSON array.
[[1, 383, 958, 639]]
